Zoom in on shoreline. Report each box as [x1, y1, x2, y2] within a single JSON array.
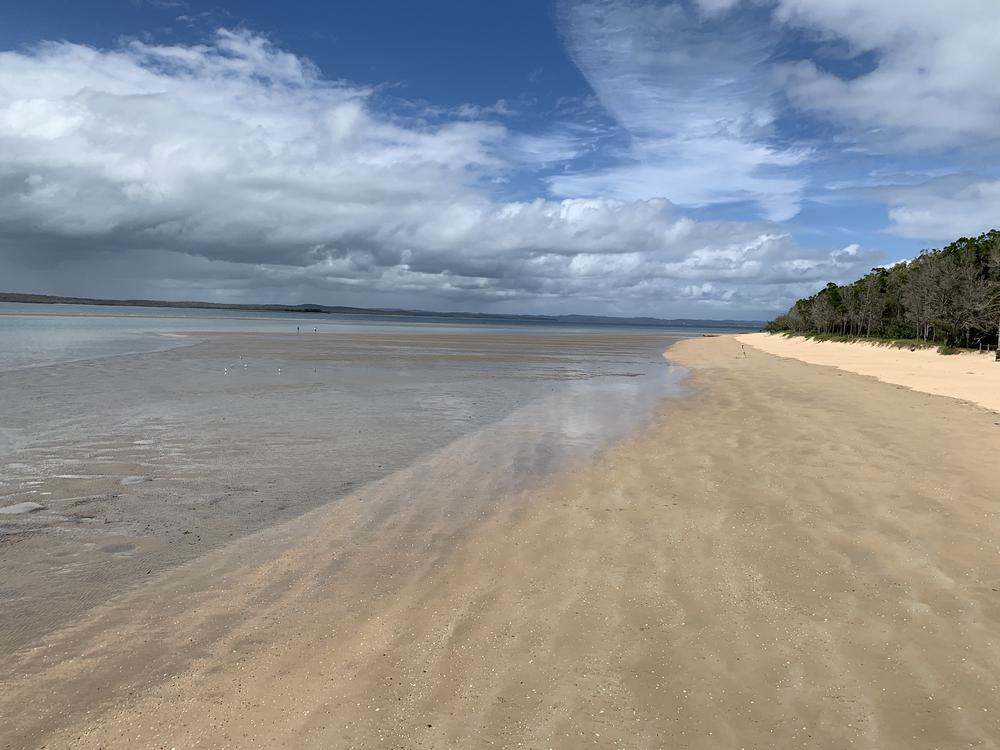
[[0, 330, 681, 663], [3, 334, 1000, 748], [0, 335, 688, 747]]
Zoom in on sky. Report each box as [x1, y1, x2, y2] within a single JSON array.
[[1, 0, 998, 319]]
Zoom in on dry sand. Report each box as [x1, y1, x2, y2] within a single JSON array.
[[2, 335, 1000, 749], [739, 332, 1000, 413]]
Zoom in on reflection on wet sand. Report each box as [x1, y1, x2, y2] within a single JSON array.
[[0, 330, 686, 660]]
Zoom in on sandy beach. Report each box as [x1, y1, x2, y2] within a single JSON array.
[[2, 334, 999, 749], [739, 332, 1000, 413]]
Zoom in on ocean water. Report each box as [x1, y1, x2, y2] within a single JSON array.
[[0, 302, 530, 371], [0, 302, 736, 371]]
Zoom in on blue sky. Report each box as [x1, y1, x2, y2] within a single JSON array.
[[2, 2, 582, 106], [1, 0, 998, 318]]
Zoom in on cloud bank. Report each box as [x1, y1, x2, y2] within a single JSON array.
[[8, 0, 999, 316], [0, 26, 885, 317]]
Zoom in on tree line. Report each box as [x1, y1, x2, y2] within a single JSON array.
[[767, 230, 1000, 349]]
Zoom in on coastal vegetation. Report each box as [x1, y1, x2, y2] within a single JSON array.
[[767, 230, 1000, 350]]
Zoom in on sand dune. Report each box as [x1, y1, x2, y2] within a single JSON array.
[[739, 331, 1000, 412]]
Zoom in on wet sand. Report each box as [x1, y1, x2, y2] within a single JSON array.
[[0, 330, 680, 657], [3, 335, 1000, 748]]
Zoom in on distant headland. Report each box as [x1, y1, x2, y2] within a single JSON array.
[[0, 292, 763, 331]]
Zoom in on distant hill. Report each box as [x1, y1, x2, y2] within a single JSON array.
[[552, 313, 762, 329], [0, 292, 764, 330]]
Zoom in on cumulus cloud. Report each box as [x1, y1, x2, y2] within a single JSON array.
[[0, 27, 883, 317], [756, 0, 1000, 245], [772, 0, 1000, 150]]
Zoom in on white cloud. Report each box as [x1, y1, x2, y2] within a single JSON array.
[[772, 0, 1000, 150], [0, 28, 881, 317], [553, 0, 808, 221], [694, 0, 741, 17], [880, 175, 1000, 241]]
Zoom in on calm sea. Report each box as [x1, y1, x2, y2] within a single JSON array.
[[0, 302, 736, 371]]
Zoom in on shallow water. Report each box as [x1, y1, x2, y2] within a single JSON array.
[[0, 302, 728, 371], [0, 302, 514, 370], [0, 328, 690, 655]]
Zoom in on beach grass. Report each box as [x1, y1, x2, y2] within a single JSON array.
[[779, 330, 982, 354]]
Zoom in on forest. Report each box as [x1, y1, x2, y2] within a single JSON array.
[[767, 230, 1000, 350]]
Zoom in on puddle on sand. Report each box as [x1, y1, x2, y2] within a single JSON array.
[[99, 543, 135, 557]]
